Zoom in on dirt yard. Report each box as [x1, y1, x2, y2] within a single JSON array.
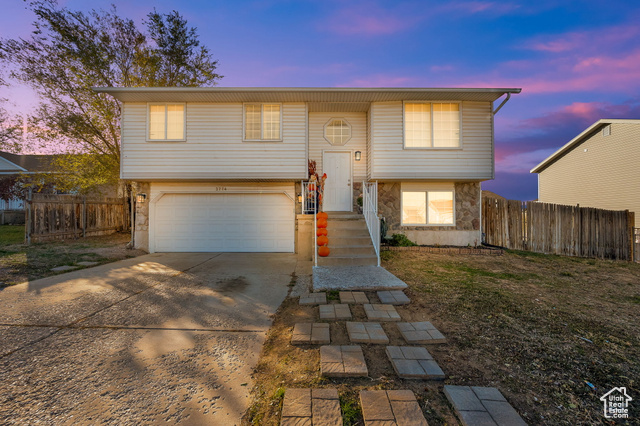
[[244, 250, 640, 425], [0, 226, 145, 286]]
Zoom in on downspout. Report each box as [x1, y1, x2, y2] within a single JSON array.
[[492, 92, 511, 115]]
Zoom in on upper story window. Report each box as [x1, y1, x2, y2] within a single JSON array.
[[324, 118, 351, 145], [148, 104, 185, 141], [244, 104, 282, 141], [404, 102, 460, 148]]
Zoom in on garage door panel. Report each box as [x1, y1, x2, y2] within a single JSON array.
[[154, 193, 294, 252]]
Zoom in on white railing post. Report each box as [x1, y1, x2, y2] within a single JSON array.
[[362, 181, 380, 267], [303, 181, 318, 266]]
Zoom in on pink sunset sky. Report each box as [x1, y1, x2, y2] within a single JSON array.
[[1, 0, 639, 200]]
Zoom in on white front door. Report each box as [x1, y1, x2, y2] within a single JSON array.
[[323, 151, 352, 211]]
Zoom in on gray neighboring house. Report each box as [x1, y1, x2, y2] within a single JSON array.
[[0, 151, 56, 223], [531, 119, 640, 227]]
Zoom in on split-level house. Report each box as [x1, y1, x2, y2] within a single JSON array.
[[531, 119, 640, 227], [96, 87, 520, 263]]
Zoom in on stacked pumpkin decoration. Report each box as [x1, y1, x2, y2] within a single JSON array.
[[317, 211, 330, 256]]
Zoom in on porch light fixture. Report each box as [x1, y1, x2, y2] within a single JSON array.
[[136, 193, 147, 203], [355, 151, 362, 161], [297, 193, 302, 203]]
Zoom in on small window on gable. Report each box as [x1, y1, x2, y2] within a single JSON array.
[[148, 104, 185, 141], [603, 125, 611, 136], [244, 104, 282, 141], [324, 118, 352, 145]]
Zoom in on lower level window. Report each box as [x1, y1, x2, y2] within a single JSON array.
[[402, 190, 454, 225]]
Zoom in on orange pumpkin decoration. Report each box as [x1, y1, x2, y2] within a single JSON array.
[[316, 228, 328, 237], [317, 218, 328, 228], [317, 236, 329, 246], [318, 246, 330, 257], [317, 212, 328, 220], [309, 183, 316, 191]]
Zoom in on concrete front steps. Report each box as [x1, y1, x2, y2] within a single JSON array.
[[319, 213, 378, 267]]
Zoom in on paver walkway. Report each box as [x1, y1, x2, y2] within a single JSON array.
[[339, 291, 369, 304], [346, 322, 389, 344], [291, 323, 330, 345], [360, 390, 428, 426], [397, 322, 446, 344], [319, 304, 352, 320], [300, 293, 327, 305], [320, 345, 368, 377], [386, 346, 445, 380], [377, 290, 411, 305], [364, 304, 401, 321], [444, 385, 527, 426], [281, 388, 342, 426]]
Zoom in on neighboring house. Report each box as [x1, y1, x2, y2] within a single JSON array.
[[531, 119, 640, 227], [96, 87, 521, 254], [0, 151, 56, 210]]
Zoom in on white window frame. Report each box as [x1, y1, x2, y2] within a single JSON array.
[[243, 103, 283, 142], [402, 101, 462, 149], [323, 118, 352, 146], [400, 183, 456, 226], [146, 102, 187, 142]]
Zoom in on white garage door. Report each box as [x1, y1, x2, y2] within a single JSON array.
[[153, 193, 294, 252]]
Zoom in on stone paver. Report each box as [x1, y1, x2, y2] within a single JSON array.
[[320, 345, 368, 377], [364, 304, 401, 321], [281, 388, 342, 425], [386, 346, 445, 380], [360, 390, 428, 426], [339, 291, 370, 304], [377, 290, 410, 305], [443, 385, 527, 426], [299, 292, 327, 305], [319, 304, 352, 320], [397, 322, 446, 344], [346, 322, 389, 344], [291, 323, 330, 345]]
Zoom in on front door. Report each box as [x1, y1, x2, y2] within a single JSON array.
[[323, 151, 352, 211]]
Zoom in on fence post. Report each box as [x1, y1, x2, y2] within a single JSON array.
[[26, 188, 33, 244], [82, 196, 87, 238], [627, 210, 635, 262]]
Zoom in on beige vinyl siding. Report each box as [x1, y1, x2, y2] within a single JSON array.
[[308, 112, 367, 181], [121, 102, 307, 180], [369, 101, 493, 180], [538, 122, 640, 227]]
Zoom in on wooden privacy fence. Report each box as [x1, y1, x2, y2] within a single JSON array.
[[26, 194, 129, 243], [482, 198, 635, 261]]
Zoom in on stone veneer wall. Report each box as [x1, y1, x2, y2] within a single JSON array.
[[378, 182, 481, 246], [134, 182, 150, 251]]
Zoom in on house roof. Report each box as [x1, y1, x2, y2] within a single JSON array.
[[0, 151, 58, 174], [93, 87, 522, 107], [531, 119, 640, 174]]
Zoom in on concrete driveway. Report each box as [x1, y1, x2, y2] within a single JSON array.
[[0, 252, 299, 425]]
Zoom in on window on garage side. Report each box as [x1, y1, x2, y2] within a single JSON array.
[[244, 104, 282, 141], [148, 104, 185, 141], [402, 190, 454, 225]]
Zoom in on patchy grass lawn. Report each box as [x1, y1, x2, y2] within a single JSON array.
[[244, 250, 640, 425], [0, 225, 24, 245], [0, 227, 145, 286]]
